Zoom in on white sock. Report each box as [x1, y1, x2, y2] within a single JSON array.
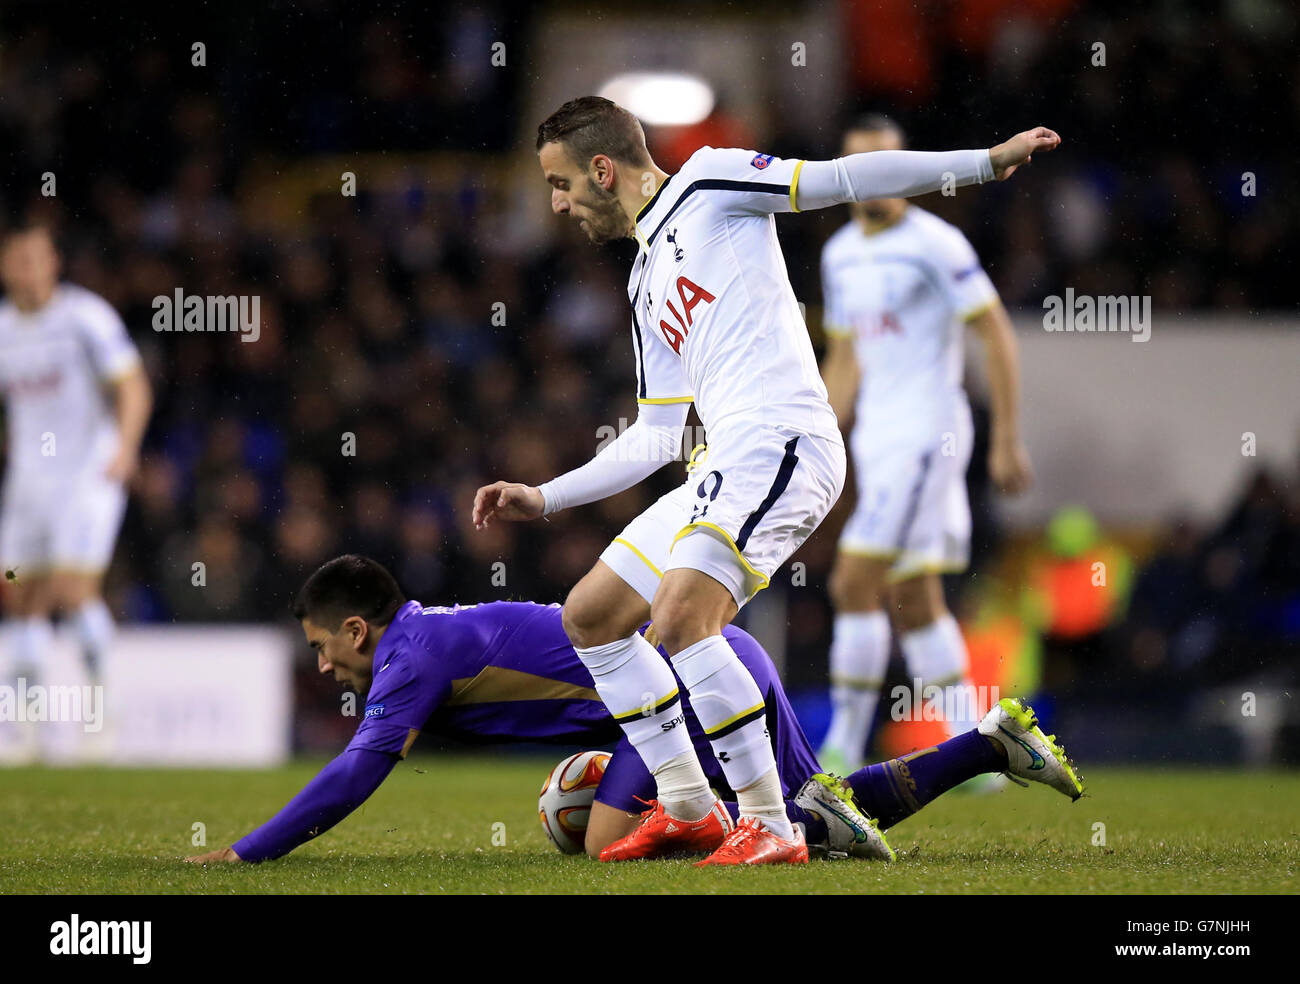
[[823, 610, 891, 768], [12, 616, 54, 681], [574, 633, 710, 809], [900, 614, 976, 736], [671, 635, 790, 837], [736, 768, 793, 840], [73, 599, 115, 678], [654, 751, 721, 821]]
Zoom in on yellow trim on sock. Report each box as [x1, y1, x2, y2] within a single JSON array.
[[703, 701, 766, 736], [829, 675, 884, 690], [613, 686, 680, 722]]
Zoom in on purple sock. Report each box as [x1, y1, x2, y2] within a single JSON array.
[[846, 731, 1006, 830], [721, 799, 828, 845]]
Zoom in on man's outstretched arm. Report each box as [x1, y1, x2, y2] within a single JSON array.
[[794, 127, 1061, 211], [472, 400, 689, 527], [184, 747, 399, 864]]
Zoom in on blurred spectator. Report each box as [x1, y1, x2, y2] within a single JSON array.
[[1024, 505, 1134, 692], [1119, 470, 1300, 694]]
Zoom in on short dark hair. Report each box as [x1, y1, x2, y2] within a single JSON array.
[[536, 96, 650, 167], [846, 113, 907, 148], [2, 218, 57, 247], [292, 555, 406, 631]]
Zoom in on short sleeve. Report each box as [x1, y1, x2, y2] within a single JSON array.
[[933, 228, 999, 321], [631, 314, 693, 405], [345, 643, 451, 757], [687, 147, 805, 216], [78, 293, 141, 382]]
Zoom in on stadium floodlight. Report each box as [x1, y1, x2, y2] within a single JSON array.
[[597, 71, 715, 127]]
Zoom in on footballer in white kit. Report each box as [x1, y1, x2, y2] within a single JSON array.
[[0, 223, 152, 687], [591, 144, 850, 611], [474, 97, 1057, 864], [817, 118, 1034, 774]]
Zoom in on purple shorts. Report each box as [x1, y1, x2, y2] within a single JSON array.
[[593, 626, 823, 813]]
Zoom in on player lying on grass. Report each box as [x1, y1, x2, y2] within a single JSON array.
[[184, 555, 1083, 866]]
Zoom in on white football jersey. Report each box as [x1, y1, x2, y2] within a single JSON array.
[[0, 284, 140, 488], [627, 146, 840, 445], [821, 205, 998, 452]]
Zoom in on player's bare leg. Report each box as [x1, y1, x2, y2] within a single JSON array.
[[53, 569, 114, 684], [584, 800, 642, 859], [889, 570, 947, 631], [649, 567, 738, 653], [560, 560, 649, 649], [821, 552, 894, 773], [890, 571, 981, 735]]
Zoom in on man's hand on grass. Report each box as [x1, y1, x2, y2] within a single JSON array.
[[184, 846, 242, 864]]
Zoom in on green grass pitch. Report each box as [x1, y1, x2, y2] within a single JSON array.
[[1, 756, 1296, 894]]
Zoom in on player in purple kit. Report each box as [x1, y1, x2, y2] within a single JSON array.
[[184, 555, 1082, 866]]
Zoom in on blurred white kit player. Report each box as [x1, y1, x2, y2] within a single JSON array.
[[0, 284, 135, 574], [817, 118, 1034, 774], [0, 224, 151, 691]]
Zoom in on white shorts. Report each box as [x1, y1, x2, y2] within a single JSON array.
[[839, 416, 972, 583], [601, 423, 846, 608], [0, 475, 127, 575]]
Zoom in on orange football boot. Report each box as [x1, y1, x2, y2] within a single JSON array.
[[694, 817, 809, 866], [599, 798, 733, 862]]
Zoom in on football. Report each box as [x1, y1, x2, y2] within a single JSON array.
[[537, 750, 611, 855]]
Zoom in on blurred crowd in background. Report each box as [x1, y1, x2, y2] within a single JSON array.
[[1, 1, 1297, 744]]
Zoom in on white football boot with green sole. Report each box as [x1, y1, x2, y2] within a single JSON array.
[[795, 773, 896, 861], [977, 697, 1084, 800]]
